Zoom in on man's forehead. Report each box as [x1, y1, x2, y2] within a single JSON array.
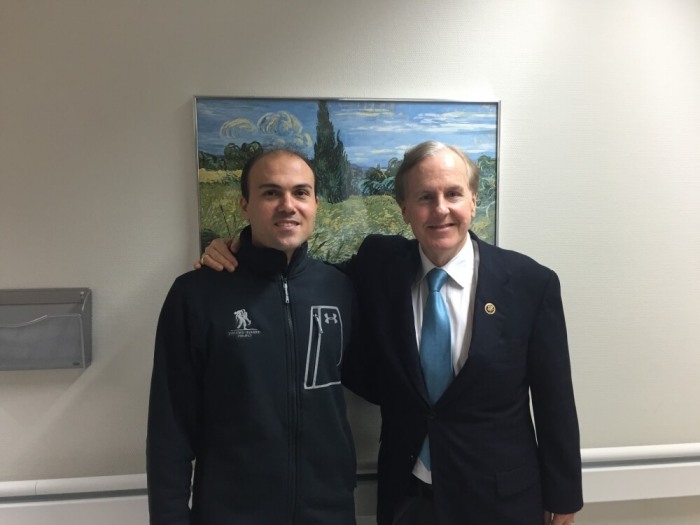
[[250, 173, 315, 192], [408, 165, 469, 183], [417, 149, 464, 169], [251, 157, 314, 179]]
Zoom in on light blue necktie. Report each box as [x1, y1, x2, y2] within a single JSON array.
[[418, 268, 453, 470]]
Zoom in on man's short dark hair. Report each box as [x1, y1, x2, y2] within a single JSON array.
[[240, 149, 317, 201]]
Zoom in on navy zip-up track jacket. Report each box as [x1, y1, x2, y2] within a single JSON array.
[[147, 227, 357, 524]]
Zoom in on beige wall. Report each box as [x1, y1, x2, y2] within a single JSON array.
[[1, 0, 699, 521]]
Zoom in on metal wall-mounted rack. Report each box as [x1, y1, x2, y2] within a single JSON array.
[[0, 288, 92, 370]]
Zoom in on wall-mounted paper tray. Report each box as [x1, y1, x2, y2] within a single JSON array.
[[0, 288, 92, 370]]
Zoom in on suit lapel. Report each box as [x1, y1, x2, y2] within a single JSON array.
[[391, 235, 513, 406], [439, 236, 512, 406]]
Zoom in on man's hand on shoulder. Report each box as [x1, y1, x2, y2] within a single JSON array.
[[194, 238, 239, 272]]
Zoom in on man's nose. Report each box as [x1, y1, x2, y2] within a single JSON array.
[[434, 196, 449, 214], [278, 193, 294, 212]]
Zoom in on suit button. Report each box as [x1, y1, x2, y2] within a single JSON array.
[[428, 411, 436, 420]]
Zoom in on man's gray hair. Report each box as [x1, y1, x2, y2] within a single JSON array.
[[394, 141, 479, 203]]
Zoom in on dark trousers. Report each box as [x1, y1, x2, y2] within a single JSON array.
[[392, 476, 439, 525]]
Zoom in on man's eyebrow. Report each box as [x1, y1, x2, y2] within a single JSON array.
[[416, 185, 464, 192], [257, 183, 313, 190]]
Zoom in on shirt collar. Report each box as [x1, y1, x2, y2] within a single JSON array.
[[417, 233, 474, 289]]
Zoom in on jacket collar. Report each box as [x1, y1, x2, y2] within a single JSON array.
[[237, 225, 309, 279]]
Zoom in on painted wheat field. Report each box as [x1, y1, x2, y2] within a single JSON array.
[[196, 98, 498, 263]]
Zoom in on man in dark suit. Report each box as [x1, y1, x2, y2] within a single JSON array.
[[198, 141, 583, 524]]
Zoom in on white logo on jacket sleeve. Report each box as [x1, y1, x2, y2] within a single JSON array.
[[304, 306, 343, 389]]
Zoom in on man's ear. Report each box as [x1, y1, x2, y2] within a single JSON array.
[[399, 202, 409, 224], [240, 196, 249, 219]]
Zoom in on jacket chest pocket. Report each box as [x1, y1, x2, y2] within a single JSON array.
[[304, 306, 343, 389]]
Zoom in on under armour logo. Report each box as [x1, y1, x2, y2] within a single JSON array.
[[324, 313, 338, 324]]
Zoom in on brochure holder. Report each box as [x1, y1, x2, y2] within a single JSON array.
[[0, 288, 92, 370]]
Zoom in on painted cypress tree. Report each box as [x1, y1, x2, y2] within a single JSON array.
[[313, 100, 351, 203]]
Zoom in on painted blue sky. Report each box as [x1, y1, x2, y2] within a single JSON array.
[[196, 98, 498, 169]]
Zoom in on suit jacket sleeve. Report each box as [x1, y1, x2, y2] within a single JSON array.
[[337, 237, 384, 405], [147, 278, 202, 525], [527, 270, 583, 513]]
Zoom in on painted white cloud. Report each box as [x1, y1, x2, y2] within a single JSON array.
[[219, 111, 313, 150]]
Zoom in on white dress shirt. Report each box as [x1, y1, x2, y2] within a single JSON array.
[[411, 237, 477, 483]]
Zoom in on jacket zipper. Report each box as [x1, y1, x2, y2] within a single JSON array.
[[282, 277, 300, 524]]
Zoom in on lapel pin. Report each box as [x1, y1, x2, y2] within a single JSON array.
[[484, 303, 496, 315]]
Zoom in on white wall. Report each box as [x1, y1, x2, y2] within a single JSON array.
[[2, 0, 699, 522]]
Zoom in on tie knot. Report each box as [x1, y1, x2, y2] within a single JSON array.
[[426, 268, 448, 292]]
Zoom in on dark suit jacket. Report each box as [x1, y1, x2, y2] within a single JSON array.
[[342, 232, 583, 525]]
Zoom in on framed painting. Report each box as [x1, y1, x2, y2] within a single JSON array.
[[195, 97, 499, 263]]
